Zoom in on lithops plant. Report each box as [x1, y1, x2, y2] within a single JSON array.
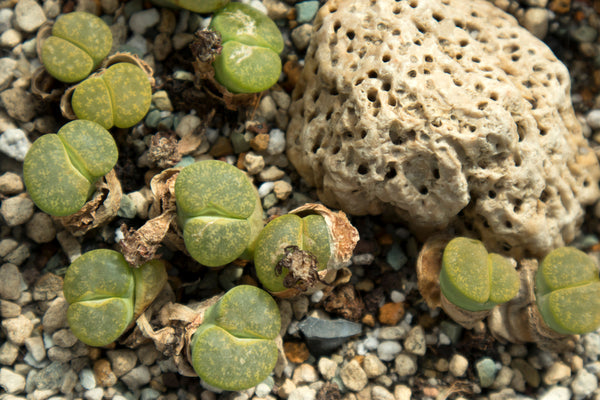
[[189, 285, 280, 391], [209, 2, 284, 93], [536, 247, 600, 335], [175, 160, 264, 267], [23, 119, 118, 217], [63, 249, 168, 347], [254, 203, 359, 295], [440, 237, 520, 312], [71, 62, 152, 129], [40, 11, 112, 83], [150, 0, 229, 13]]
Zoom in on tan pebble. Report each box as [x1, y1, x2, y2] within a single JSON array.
[[250, 133, 270, 152], [94, 359, 118, 387]]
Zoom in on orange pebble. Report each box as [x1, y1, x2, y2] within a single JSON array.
[[284, 341, 311, 363], [378, 302, 406, 325]]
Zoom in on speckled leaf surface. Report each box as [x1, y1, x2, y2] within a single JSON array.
[[536, 246, 600, 334], [175, 161, 263, 267], [72, 76, 114, 129], [63, 249, 134, 303], [52, 11, 112, 66], [208, 284, 280, 340], [190, 285, 280, 391], [41, 36, 94, 83], [254, 214, 331, 292], [104, 63, 152, 128], [23, 134, 91, 217], [151, 0, 230, 13], [23, 120, 117, 216], [488, 253, 520, 304], [132, 259, 169, 318], [210, 2, 284, 52], [41, 11, 111, 83], [63, 249, 167, 347], [67, 297, 133, 347], [57, 120, 118, 179], [175, 160, 257, 218], [440, 237, 490, 310], [213, 42, 282, 94], [538, 282, 600, 335], [72, 63, 152, 129], [536, 246, 599, 295]]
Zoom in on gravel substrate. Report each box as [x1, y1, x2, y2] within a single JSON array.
[[1, 0, 600, 399]]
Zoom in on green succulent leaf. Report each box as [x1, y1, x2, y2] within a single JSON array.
[[72, 62, 152, 129], [254, 213, 331, 292], [63, 249, 167, 347], [41, 11, 112, 83], [175, 160, 263, 267], [440, 237, 520, 312], [213, 41, 282, 94], [190, 285, 280, 391], [209, 2, 284, 93], [536, 247, 600, 335], [23, 120, 117, 217], [149, 0, 230, 13]]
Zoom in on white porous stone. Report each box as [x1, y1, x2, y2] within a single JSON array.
[[287, 0, 600, 258], [0, 129, 31, 162], [377, 340, 402, 361], [14, 0, 46, 32], [267, 129, 287, 155]]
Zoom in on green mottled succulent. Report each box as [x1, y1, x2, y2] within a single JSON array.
[[41, 11, 112, 83], [71, 62, 152, 129], [175, 160, 264, 267], [536, 247, 600, 335], [440, 237, 520, 312], [63, 249, 168, 347], [254, 213, 331, 293], [150, 0, 229, 13], [209, 3, 284, 93], [23, 120, 118, 217], [190, 285, 280, 391]]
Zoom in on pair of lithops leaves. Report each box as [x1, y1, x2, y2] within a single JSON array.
[[151, 1, 283, 94], [418, 236, 600, 343], [23, 120, 118, 217], [64, 251, 280, 391], [63, 249, 168, 347], [40, 11, 152, 129], [175, 160, 359, 295]]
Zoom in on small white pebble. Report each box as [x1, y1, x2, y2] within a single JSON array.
[[310, 290, 324, 303], [587, 109, 600, 130], [258, 181, 275, 198], [390, 290, 406, 303]]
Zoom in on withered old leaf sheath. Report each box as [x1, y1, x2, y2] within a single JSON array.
[[488, 259, 576, 352], [119, 168, 185, 267], [54, 169, 122, 236], [191, 29, 259, 111], [269, 204, 358, 299]]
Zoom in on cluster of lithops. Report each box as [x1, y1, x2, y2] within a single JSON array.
[[209, 3, 284, 93], [417, 236, 600, 348], [23, 120, 118, 216], [190, 285, 280, 391], [40, 11, 112, 83], [63, 249, 168, 347]]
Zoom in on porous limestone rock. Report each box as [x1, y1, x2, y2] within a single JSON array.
[[287, 0, 600, 257]]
